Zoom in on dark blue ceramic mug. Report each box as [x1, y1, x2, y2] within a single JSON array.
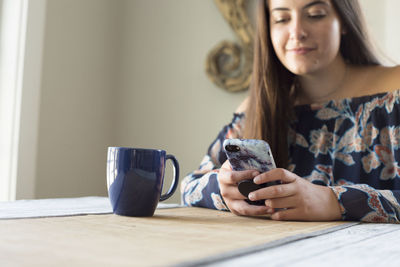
[[107, 147, 179, 216]]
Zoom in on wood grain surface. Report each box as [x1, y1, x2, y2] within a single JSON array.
[[0, 207, 350, 266]]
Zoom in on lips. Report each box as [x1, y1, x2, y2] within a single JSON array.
[[287, 47, 316, 55]]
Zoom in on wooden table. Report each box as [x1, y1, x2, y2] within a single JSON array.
[[213, 222, 400, 267], [0, 198, 398, 266]]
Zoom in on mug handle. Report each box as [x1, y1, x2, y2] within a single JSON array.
[[160, 154, 180, 201]]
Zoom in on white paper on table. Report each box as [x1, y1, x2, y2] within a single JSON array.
[[0, 196, 182, 219]]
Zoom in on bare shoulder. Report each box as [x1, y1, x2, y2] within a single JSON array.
[[357, 65, 400, 95], [376, 65, 400, 92], [386, 65, 400, 85], [235, 97, 249, 113]]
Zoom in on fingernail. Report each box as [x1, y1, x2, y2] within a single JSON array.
[[253, 176, 260, 184], [248, 193, 255, 200], [267, 208, 273, 213], [252, 171, 259, 177]]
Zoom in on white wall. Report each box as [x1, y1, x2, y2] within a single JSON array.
[[19, 0, 400, 202], [383, 0, 400, 63], [362, 0, 400, 64]]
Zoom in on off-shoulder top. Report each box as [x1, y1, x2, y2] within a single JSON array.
[[181, 89, 400, 223]]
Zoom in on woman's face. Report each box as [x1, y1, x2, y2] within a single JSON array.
[[268, 0, 343, 75]]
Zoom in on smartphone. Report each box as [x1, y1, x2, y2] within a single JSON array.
[[223, 138, 279, 206]]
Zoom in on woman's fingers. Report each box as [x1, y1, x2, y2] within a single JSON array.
[[270, 207, 318, 221], [270, 208, 300, 221], [219, 168, 259, 185], [248, 182, 297, 201], [218, 160, 260, 202], [264, 196, 297, 209], [253, 168, 297, 185], [219, 171, 259, 199], [220, 184, 247, 200], [228, 200, 269, 216]]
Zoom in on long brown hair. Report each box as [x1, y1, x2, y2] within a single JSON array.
[[244, 0, 380, 168]]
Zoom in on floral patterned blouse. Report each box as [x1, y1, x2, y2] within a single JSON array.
[[181, 90, 400, 223]]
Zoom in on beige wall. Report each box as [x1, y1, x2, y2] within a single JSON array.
[[114, 1, 248, 203], [31, 0, 399, 202], [35, 0, 247, 202], [36, 0, 121, 198]]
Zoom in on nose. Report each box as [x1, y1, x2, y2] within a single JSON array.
[[289, 17, 308, 41]]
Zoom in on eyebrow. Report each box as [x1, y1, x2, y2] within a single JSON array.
[[270, 0, 329, 13]]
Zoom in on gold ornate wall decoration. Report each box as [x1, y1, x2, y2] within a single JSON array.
[[206, 0, 255, 92]]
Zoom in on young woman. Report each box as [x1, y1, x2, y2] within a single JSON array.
[[181, 0, 400, 223]]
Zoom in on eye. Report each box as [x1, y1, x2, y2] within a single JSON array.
[[271, 12, 290, 24], [273, 17, 290, 24], [307, 7, 328, 20], [308, 13, 326, 19]]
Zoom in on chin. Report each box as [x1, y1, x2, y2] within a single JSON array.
[[285, 62, 320, 76], [283, 56, 322, 75], [287, 67, 313, 76]]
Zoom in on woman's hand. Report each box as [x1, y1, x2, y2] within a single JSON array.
[[248, 168, 342, 221], [218, 161, 269, 216]]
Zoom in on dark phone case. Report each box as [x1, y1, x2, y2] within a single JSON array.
[[238, 180, 267, 206]]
